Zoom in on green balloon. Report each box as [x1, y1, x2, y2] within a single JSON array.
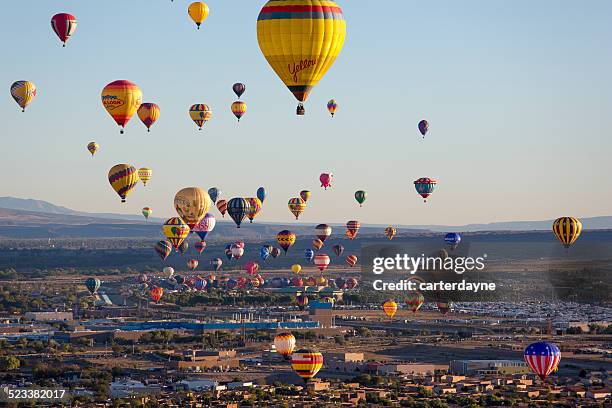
[[354, 190, 367, 206]]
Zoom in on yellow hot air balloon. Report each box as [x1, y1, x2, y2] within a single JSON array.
[[257, 1, 346, 115], [274, 332, 296, 359], [291, 264, 301, 274], [291, 349, 323, 381], [138, 167, 152, 186], [10, 81, 36, 112], [137, 102, 160, 132], [87, 141, 99, 157], [288, 197, 306, 220], [189, 104, 212, 130], [231, 101, 247, 122], [188, 2, 209, 29], [101, 80, 142, 134], [382, 300, 398, 319], [174, 187, 211, 230], [108, 164, 139, 203], [163, 217, 190, 250], [552, 217, 582, 249]]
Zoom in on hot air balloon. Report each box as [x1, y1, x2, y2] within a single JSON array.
[[274, 332, 296, 359], [246, 197, 262, 223], [304, 249, 315, 262], [346, 277, 358, 289], [437, 302, 452, 316], [108, 164, 138, 203], [291, 349, 323, 381], [314, 254, 330, 272], [292, 277, 304, 287], [444, 233, 461, 250], [288, 198, 306, 220], [260, 246, 270, 261], [244, 261, 259, 276], [354, 190, 367, 207], [346, 221, 360, 240], [138, 167, 152, 186], [250, 276, 261, 288], [10, 81, 36, 112], [193, 213, 216, 240], [291, 264, 301, 274], [101, 80, 142, 133], [194, 240, 206, 254], [332, 244, 344, 257], [382, 300, 398, 318], [194, 277, 207, 291], [154, 240, 172, 261], [335, 277, 346, 289], [85, 277, 101, 295], [188, 1, 209, 29], [216, 199, 227, 217], [227, 198, 250, 228], [149, 286, 164, 303], [137, 273, 148, 284], [87, 141, 99, 157], [210, 258, 222, 271], [315, 224, 332, 242], [137, 103, 160, 132], [174, 187, 211, 230], [270, 247, 281, 258], [232, 83, 246, 99], [277, 230, 296, 253], [312, 239, 324, 250], [208, 187, 220, 204], [257, 0, 346, 114], [405, 291, 424, 313], [230, 244, 244, 260], [327, 99, 338, 117], [231, 101, 247, 122], [385, 226, 397, 240], [187, 259, 199, 271], [300, 190, 311, 202], [524, 342, 561, 381], [142, 207, 152, 220], [51, 13, 77, 47], [316, 275, 328, 286], [296, 295, 309, 309], [256, 187, 267, 204], [305, 276, 317, 287], [163, 217, 190, 250], [418, 119, 429, 138], [552, 217, 582, 249], [178, 241, 189, 255], [189, 104, 212, 130], [414, 178, 437, 202], [163, 266, 174, 278], [319, 173, 333, 189]]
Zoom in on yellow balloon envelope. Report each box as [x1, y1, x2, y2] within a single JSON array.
[[108, 164, 139, 203], [174, 187, 212, 229], [10, 81, 36, 112], [87, 141, 99, 157], [189, 104, 212, 130], [188, 2, 209, 29], [291, 264, 301, 274], [163, 217, 190, 250], [382, 300, 398, 318], [137, 102, 160, 132], [138, 167, 152, 186], [257, 1, 346, 112], [101, 80, 142, 133]]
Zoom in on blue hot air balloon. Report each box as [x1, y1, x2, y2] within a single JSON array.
[[524, 342, 561, 381], [444, 233, 462, 250], [304, 248, 315, 263], [260, 246, 271, 261], [208, 187, 220, 204], [256, 187, 267, 204]]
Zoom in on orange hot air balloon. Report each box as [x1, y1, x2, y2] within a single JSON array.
[[288, 197, 306, 220], [382, 300, 398, 318], [385, 226, 397, 240], [108, 164, 139, 203], [189, 104, 212, 130], [216, 199, 228, 217], [291, 349, 323, 381], [231, 101, 247, 122], [312, 238, 324, 250], [101, 80, 142, 134], [345, 255, 357, 267], [187, 259, 199, 271], [300, 190, 311, 202], [346, 220, 360, 240], [149, 286, 164, 303], [137, 102, 160, 132], [274, 332, 296, 358]]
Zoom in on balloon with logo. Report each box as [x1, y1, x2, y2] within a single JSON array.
[[327, 99, 338, 117], [256, 187, 267, 204], [418, 119, 429, 138], [194, 277, 207, 291], [138, 167, 152, 186], [163, 217, 190, 250], [287, 197, 306, 220], [188, 1, 209, 29], [216, 199, 227, 217], [207, 187, 220, 204], [332, 244, 344, 257], [154, 240, 172, 261], [274, 332, 296, 359], [552, 217, 582, 249], [227, 198, 250, 228], [51, 13, 77, 47], [444, 233, 461, 250], [174, 187, 211, 230], [108, 164, 139, 203], [345, 255, 357, 268], [137, 103, 160, 132], [524, 342, 561, 381], [346, 221, 360, 240], [354, 190, 367, 207], [189, 104, 212, 130], [382, 300, 398, 318], [244, 261, 259, 276], [87, 141, 99, 157], [101, 80, 142, 133], [231, 101, 247, 122], [245, 197, 262, 223], [405, 291, 424, 313], [414, 178, 437, 202], [304, 248, 315, 263], [319, 173, 333, 189], [260, 246, 270, 261], [312, 239, 324, 250], [178, 241, 189, 255], [257, 0, 346, 115], [142, 207, 152, 220], [192, 213, 216, 241], [277, 230, 296, 253], [385, 226, 397, 240], [314, 254, 330, 272], [163, 266, 174, 278], [194, 240, 206, 254], [149, 286, 164, 303], [187, 259, 199, 271], [85, 277, 101, 295], [210, 257, 223, 271], [291, 264, 301, 274], [10, 81, 36, 112], [315, 224, 332, 242], [233, 83, 246, 99], [299, 190, 311, 202]]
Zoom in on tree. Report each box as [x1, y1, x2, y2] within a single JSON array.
[[0, 356, 20, 371]]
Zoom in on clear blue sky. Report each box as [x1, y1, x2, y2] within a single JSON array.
[[1, 1, 611, 226]]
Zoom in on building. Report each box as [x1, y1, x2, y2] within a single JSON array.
[[450, 360, 529, 376], [110, 380, 161, 398], [372, 363, 449, 376], [170, 349, 240, 372], [24, 311, 73, 322]]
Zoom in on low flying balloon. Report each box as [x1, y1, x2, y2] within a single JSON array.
[[319, 173, 333, 190], [246, 197, 262, 223], [345, 255, 357, 268], [354, 190, 367, 207], [418, 119, 429, 137], [274, 332, 296, 359], [194, 240, 206, 254], [231, 101, 247, 122], [174, 187, 211, 230], [291, 264, 301, 274], [296, 295, 309, 308], [244, 261, 259, 276], [315, 224, 332, 242], [162, 217, 190, 250], [189, 104, 212, 130], [316, 275, 327, 286], [257, 0, 346, 115], [163, 267, 174, 278], [552, 217, 582, 249], [314, 254, 330, 272], [137, 103, 160, 132], [270, 247, 281, 258], [187, 259, 199, 271], [230, 244, 244, 260], [291, 349, 324, 382], [87, 142, 99, 157], [346, 221, 360, 240], [51, 13, 77, 47], [10, 81, 36, 112], [277, 230, 296, 253], [101, 80, 142, 134], [524, 342, 561, 381], [332, 244, 344, 257], [149, 286, 164, 303], [385, 226, 397, 240], [414, 178, 437, 202], [304, 249, 315, 262], [405, 292, 424, 313], [154, 241, 172, 261], [210, 258, 222, 271], [437, 302, 452, 316], [232, 83, 246, 99], [260, 246, 270, 261], [85, 277, 101, 295], [292, 277, 304, 287], [142, 207, 153, 220], [194, 277, 207, 291], [312, 239, 324, 250], [208, 187, 220, 204], [327, 99, 338, 117], [193, 213, 216, 240], [138, 167, 152, 186], [227, 198, 250, 228], [300, 190, 311, 202], [444, 233, 461, 250], [288, 198, 306, 220], [108, 164, 138, 203], [188, 2, 209, 29], [178, 241, 189, 255], [256, 187, 267, 204], [382, 300, 398, 318], [216, 199, 227, 217]]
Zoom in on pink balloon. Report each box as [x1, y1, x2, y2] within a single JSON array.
[[320, 173, 334, 190]]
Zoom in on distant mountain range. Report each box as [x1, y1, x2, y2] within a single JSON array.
[[0, 196, 610, 239]]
